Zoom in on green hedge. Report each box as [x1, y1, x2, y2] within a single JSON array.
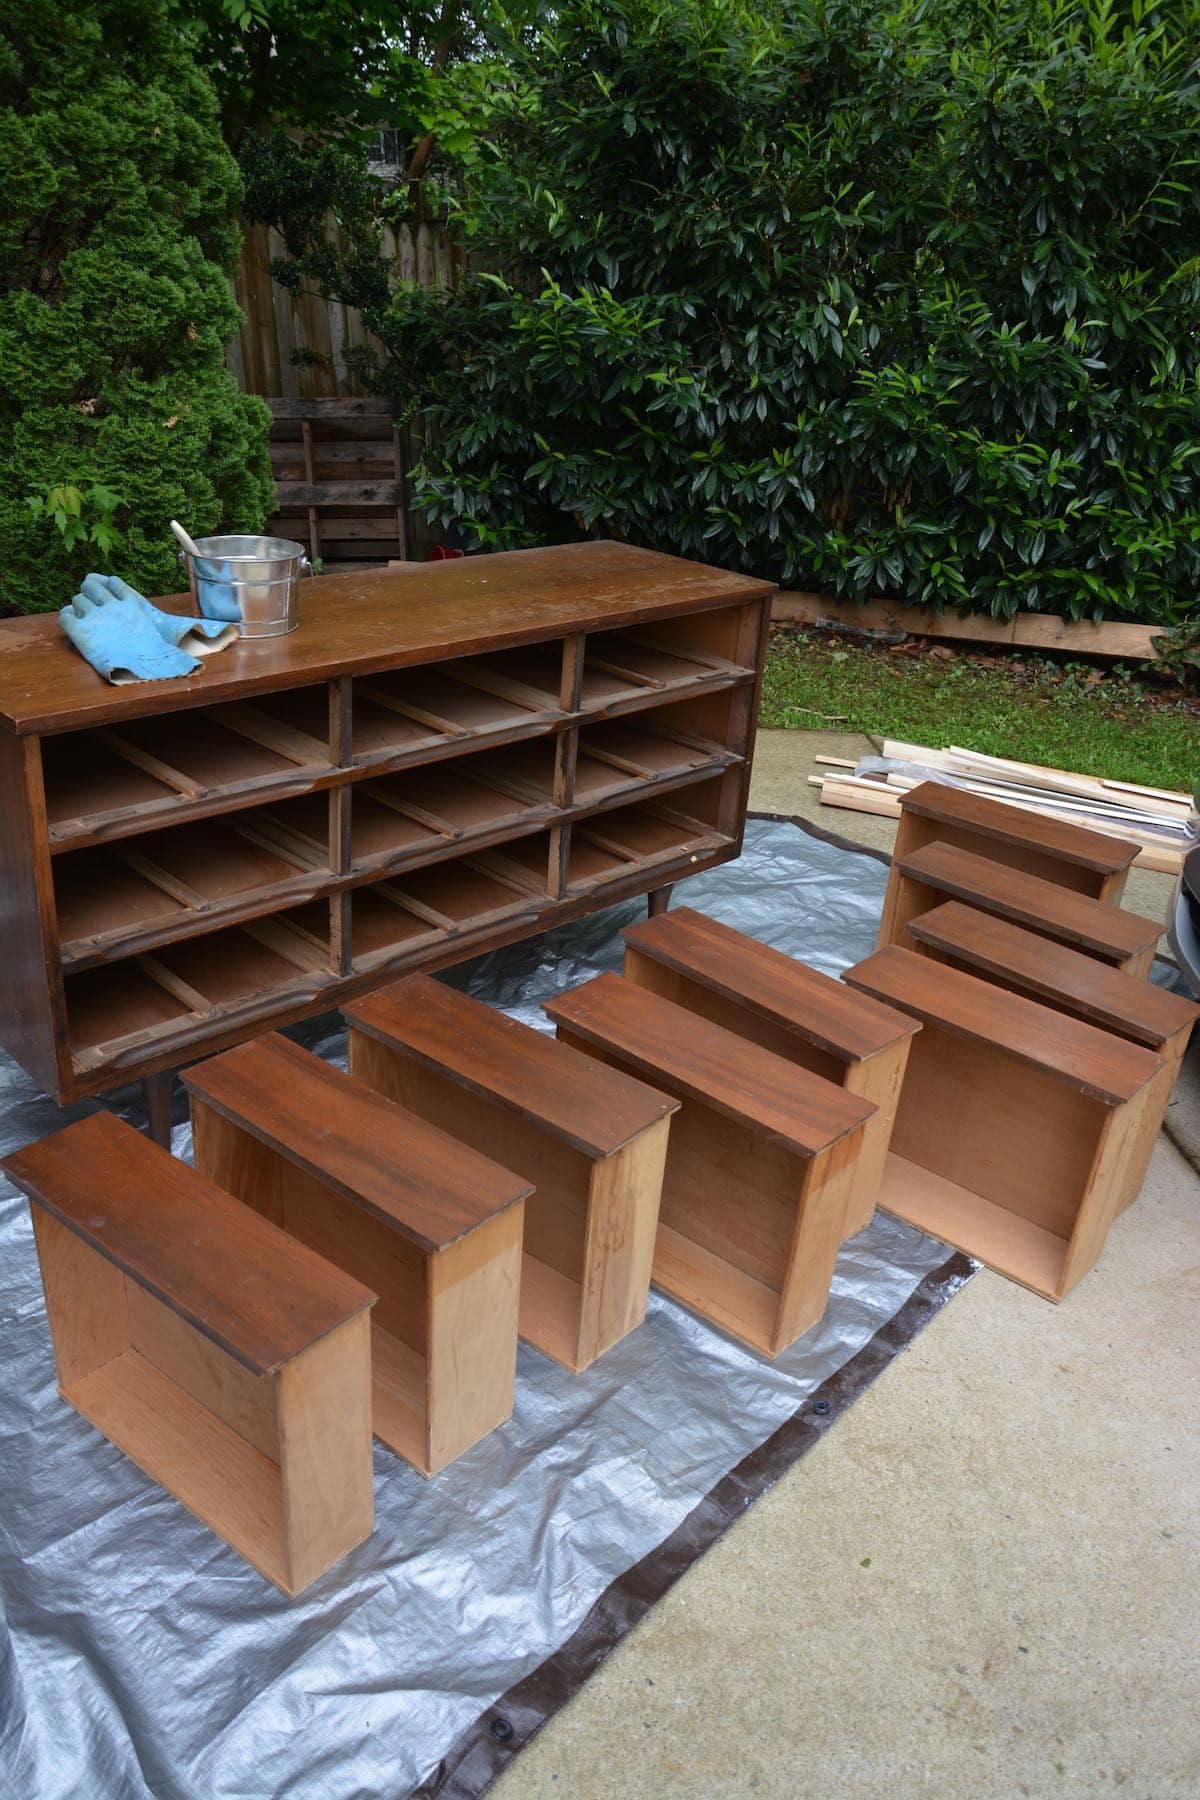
[[0, 0, 273, 616], [392, 0, 1200, 626]]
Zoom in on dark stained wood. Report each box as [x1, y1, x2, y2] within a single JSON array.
[[58, 817, 738, 1098], [346, 974, 678, 1159], [725, 595, 774, 846], [1, 548, 771, 1108], [843, 945, 1161, 1104], [647, 884, 674, 918], [54, 816, 334, 972], [895, 841, 1162, 963], [906, 902, 1200, 1049], [2, 1111, 375, 1374], [897, 779, 1138, 876], [624, 906, 920, 1063], [142, 1070, 175, 1147], [0, 730, 67, 1093], [182, 1031, 532, 1252], [543, 973, 874, 1156], [0, 544, 773, 737]]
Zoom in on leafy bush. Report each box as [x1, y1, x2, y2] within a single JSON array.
[[0, 0, 273, 615], [389, 0, 1200, 625]]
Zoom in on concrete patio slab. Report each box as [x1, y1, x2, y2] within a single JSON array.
[[491, 727, 1200, 1800]]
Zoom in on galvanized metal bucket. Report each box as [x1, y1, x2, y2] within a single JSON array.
[[180, 534, 311, 638]]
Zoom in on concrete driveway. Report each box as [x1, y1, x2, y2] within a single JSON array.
[[494, 729, 1200, 1800]]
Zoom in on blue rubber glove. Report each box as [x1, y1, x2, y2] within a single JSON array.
[[79, 573, 238, 655], [59, 587, 201, 684]]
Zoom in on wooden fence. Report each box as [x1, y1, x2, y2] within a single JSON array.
[[228, 214, 465, 558], [227, 216, 465, 401]]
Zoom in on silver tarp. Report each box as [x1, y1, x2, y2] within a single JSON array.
[[0, 818, 964, 1798]]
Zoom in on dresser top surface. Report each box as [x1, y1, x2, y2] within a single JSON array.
[[0, 543, 772, 736]]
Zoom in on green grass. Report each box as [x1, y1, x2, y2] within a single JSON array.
[[761, 630, 1200, 792]]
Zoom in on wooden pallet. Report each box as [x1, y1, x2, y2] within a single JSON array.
[[266, 397, 407, 565]]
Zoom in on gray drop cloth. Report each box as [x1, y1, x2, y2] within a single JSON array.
[[0, 818, 963, 1799]]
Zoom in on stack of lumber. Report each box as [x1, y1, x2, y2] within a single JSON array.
[[811, 741, 1193, 876]]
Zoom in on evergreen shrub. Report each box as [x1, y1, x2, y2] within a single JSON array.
[[0, 0, 273, 615]]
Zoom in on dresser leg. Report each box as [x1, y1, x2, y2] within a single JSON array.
[[142, 1071, 177, 1150], [647, 883, 674, 918]]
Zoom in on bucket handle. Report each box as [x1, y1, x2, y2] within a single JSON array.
[[177, 550, 314, 574]]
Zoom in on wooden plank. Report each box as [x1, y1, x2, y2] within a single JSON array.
[[3, 1112, 374, 1374], [0, 733, 71, 1092], [124, 1280, 280, 1461], [844, 945, 1161, 1103], [218, 704, 330, 769], [1102, 777, 1190, 807], [652, 1222, 780, 1350], [346, 974, 676, 1158], [278, 1314, 374, 1593], [772, 591, 1160, 661], [623, 905, 920, 1063], [191, 1097, 283, 1226], [577, 1119, 671, 1365], [424, 1210, 523, 1473], [66, 1349, 292, 1588], [886, 840, 1163, 969], [183, 1031, 532, 1251], [545, 973, 874, 1157], [943, 748, 1189, 821], [878, 1154, 1068, 1300], [266, 397, 395, 420], [0, 545, 774, 738], [300, 419, 321, 562], [275, 480, 404, 506], [95, 729, 205, 800], [31, 1205, 129, 1387], [137, 955, 210, 1015]]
